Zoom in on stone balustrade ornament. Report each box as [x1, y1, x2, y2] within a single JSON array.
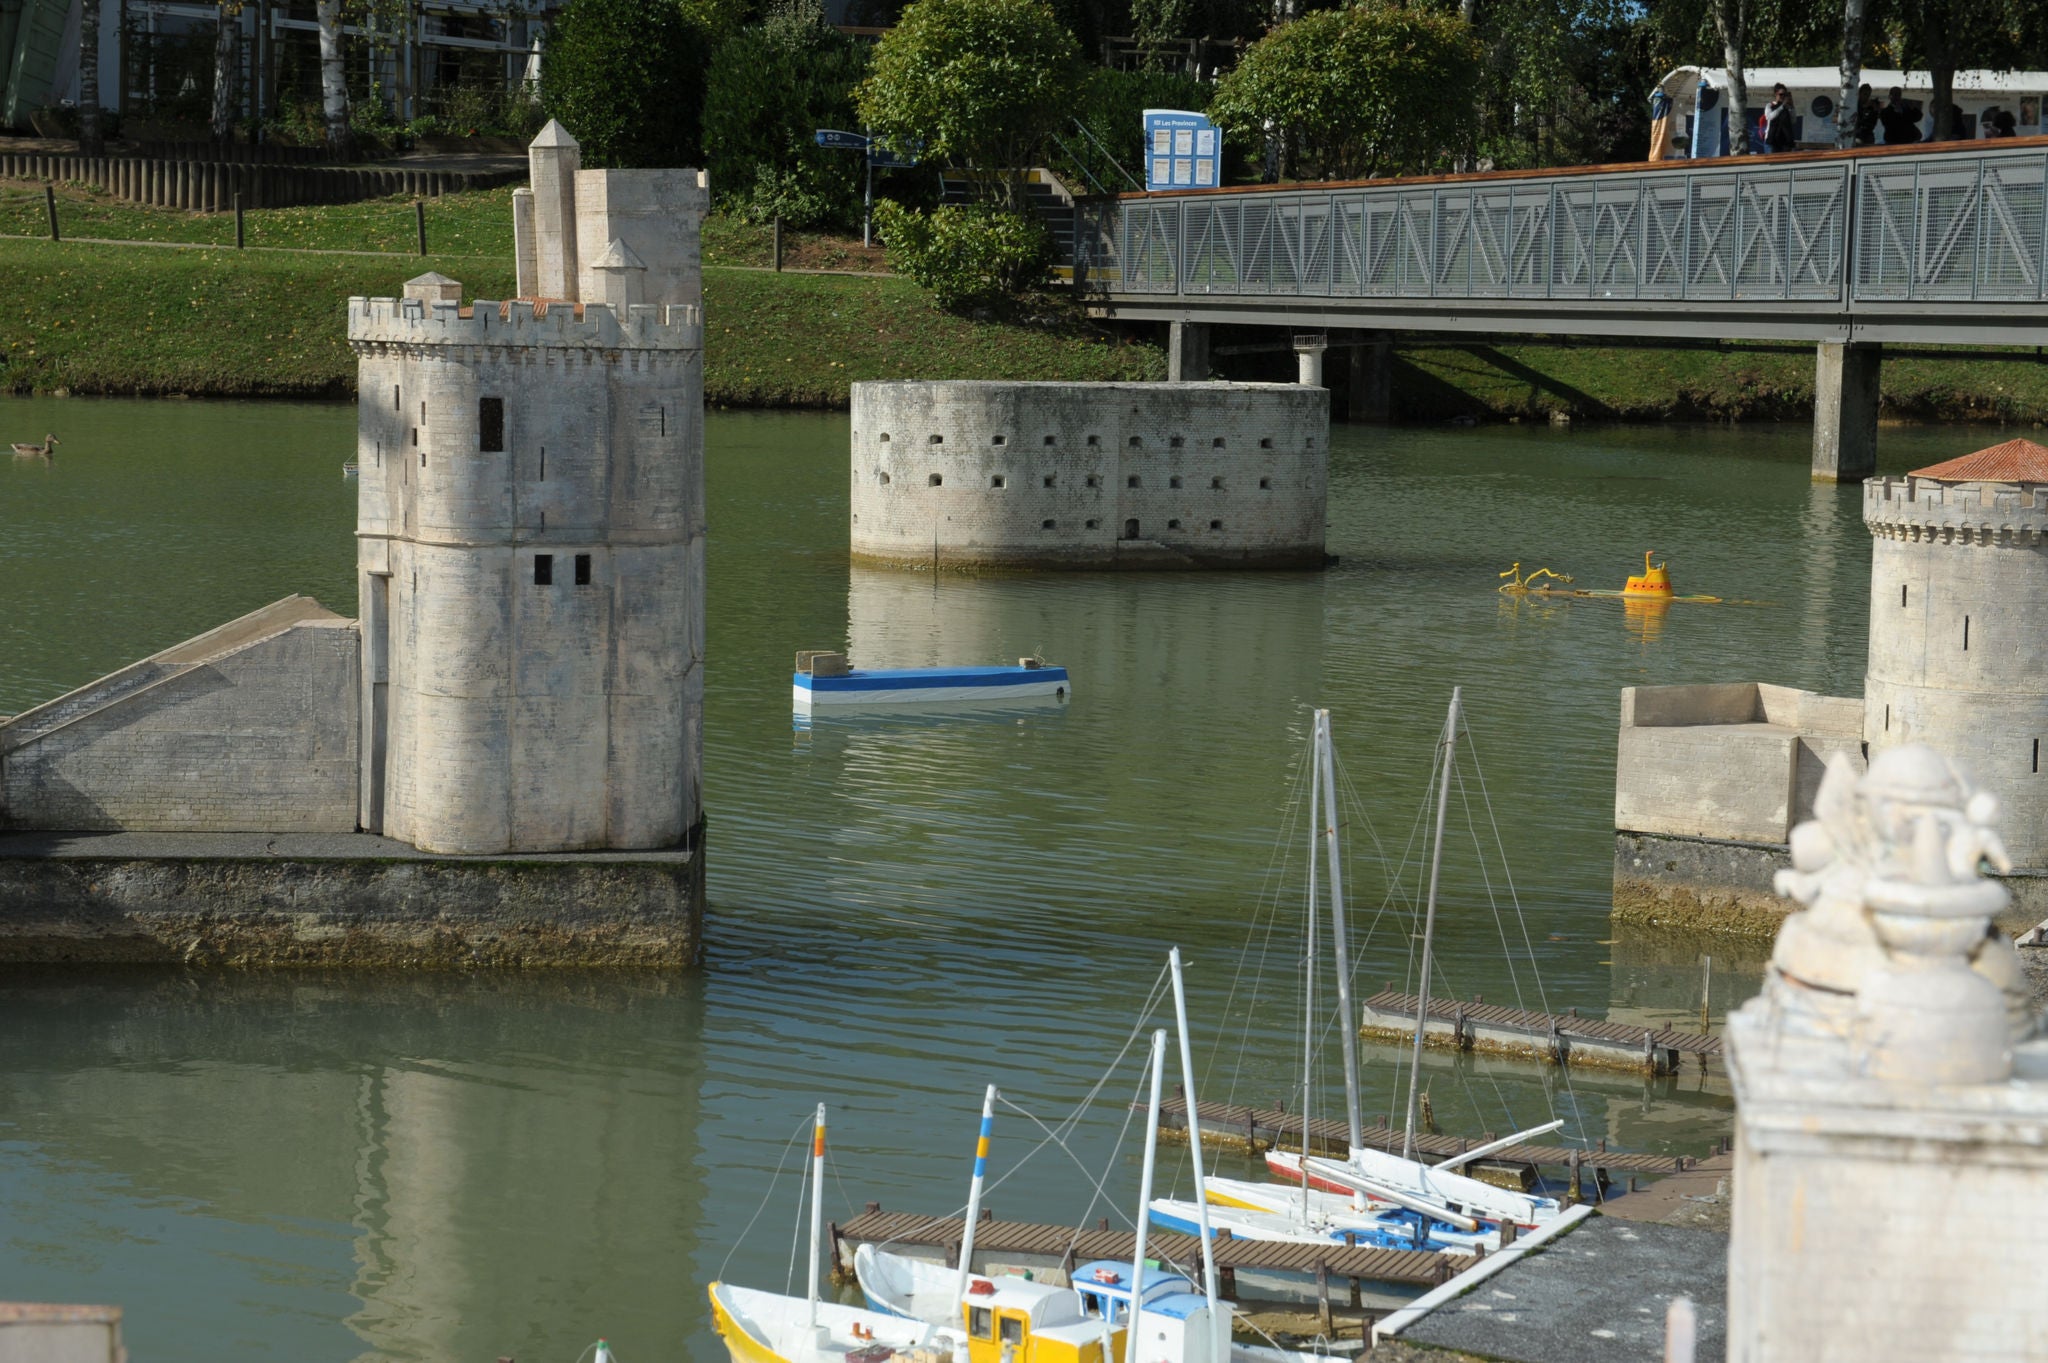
[[1761, 743, 2028, 1082]]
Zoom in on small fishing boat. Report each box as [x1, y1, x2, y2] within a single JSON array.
[[342, 462, 360, 478], [792, 650, 1069, 715]]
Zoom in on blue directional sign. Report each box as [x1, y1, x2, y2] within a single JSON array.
[[1142, 109, 1222, 191], [815, 129, 870, 151], [869, 141, 920, 169]]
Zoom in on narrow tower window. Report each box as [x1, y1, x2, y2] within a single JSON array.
[[1127, 475, 1141, 488], [1963, 615, 1970, 650], [1169, 476, 1183, 489], [991, 475, 1006, 489], [1042, 475, 1056, 488], [2035, 738, 2041, 774], [534, 554, 554, 585], [479, 397, 505, 452], [420, 401, 426, 424], [928, 473, 943, 487], [1901, 584, 1908, 607], [1211, 476, 1226, 490], [393, 385, 401, 410], [574, 553, 592, 585], [539, 447, 546, 481]]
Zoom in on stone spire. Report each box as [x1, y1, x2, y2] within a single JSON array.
[[529, 119, 581, 300]]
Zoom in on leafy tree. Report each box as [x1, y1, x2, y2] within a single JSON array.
[[77, 0, 101, 154], [856, 0, 1084, 207], [540, 0, 714, 166], [703, 1, 871, 228], [1209, 2, 1483, 180]]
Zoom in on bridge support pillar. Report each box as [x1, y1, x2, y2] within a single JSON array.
[[1346, 332, 1391, 423], [1167, 321, 1210, 382], [1293, 332, 1327, 388], [1812, 341, 1882, 483]]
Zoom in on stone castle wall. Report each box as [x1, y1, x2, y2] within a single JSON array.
[[1863, 476, 2048, 864], [848, 381, 1328, 570], [351, 296, 705, 857]]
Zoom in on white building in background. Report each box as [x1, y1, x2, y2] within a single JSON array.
[[5, 0, 551, 132], [1650, 65, 2048, 157]]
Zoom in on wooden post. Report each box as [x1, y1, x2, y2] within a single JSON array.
[[1701, 954, 1713, 1033], [1500, 1219, 1517, 1247], [415, 199, 427, 256], [773, 214, 784, 271], [828, 1220, 844, 1278], [235, 192, 245, 248], [864, 1200, 881, 1214], [1315, 1260, 1332, 1335], [1568, 1149, 1583, 1206], [44, 184, 58, 241]]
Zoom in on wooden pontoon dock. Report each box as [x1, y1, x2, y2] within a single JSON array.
[[1154, 1096, 1699, 1189], [1356, 990, 1723, 1075]]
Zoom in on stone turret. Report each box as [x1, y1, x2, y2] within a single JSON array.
[[1863, 438, 2048, 866], [347, 124, 709, 857]]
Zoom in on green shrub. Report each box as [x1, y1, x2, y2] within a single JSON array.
[[539, 0, 713, 167], [875, 200, 1052, 310], [1209, 1, 1483, 180], [702, 2, 870, 229]]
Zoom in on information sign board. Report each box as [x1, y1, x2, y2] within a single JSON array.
[[1142, 109, 1222, 192]]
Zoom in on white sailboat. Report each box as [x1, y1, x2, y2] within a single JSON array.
[[849, 952, 1348, 1363], [1150, 699, 1565, 1254], [708, 1104, 966, 1363]]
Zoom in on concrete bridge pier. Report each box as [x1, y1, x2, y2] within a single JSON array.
[[1345, 331, 1392, 422], [1812, 341, 1882, 482], [1168, 320, 1211, 381]]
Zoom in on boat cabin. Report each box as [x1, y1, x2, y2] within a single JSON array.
[[960, 1266, 1221, 1363], [1069, 1261, 1195, 1325]]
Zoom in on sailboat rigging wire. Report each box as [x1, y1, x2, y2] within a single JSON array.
[[1218, 729, 1316, 1086], [786, 1134, 811, 1297], [716, 1115, 817, 1283]]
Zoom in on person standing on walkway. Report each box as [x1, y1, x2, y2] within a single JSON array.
[[1879, 87, 1923, 144], [1854, 85, 1879, 145], [1761, 84, 1797, 153]]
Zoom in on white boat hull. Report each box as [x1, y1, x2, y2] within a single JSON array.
[[708, 1281, 959, 1363]]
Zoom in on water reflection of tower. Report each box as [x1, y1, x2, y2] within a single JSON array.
[[0, 975, 707, 1363]]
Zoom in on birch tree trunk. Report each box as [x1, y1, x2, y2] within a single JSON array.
[[212, 4, 239, 142], [1836, 0, 1866, 148], [78, 0, 102, 155], [316, 0, 351, 157], [1930, 64, 1955, 140], [1711, 0, 1750, 156]]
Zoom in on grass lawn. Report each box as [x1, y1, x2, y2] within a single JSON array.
[[0, 235, 1161, 402]]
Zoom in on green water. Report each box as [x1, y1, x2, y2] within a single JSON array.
[[0, 398, 2009, 1362]]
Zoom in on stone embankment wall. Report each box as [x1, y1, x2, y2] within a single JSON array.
[[0, 597, 359, 834], [1863, 476, 2048, 865], [849, 381, 1328, 570], [1612, 682, 1865, 934]]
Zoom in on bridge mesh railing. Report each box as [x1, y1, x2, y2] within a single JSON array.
[[1084, 146, 2048, 309]]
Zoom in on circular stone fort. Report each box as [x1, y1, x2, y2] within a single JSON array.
[[849, 381, 1329, 570]]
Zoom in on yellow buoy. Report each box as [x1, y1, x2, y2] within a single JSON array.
[[1623, 550, 1674, 599]]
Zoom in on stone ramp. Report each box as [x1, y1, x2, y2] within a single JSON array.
[[0, 596, 338, 751]]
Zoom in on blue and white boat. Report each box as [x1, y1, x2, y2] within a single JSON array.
[[792, 650, 1069, 714]]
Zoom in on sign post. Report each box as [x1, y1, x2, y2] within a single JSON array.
[[814, 129, 919, 248]]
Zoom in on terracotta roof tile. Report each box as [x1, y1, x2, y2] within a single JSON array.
[[1910, 438, 2048, 483]]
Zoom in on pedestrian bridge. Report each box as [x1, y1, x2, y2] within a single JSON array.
[[1073, 138, 2048, 477], [1081, 137, 2048, 342]]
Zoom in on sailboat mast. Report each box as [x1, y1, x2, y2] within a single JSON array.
[[1317, 709, 1365, 1156], [1168, 949, 1226, 1363], [808, 1103, 827, 1327], [1126, 1029, 1167, 1363], [954, 1084, 997, 1307], [1300, 732, 1319, 1228], [1402, 687, 1462, 1164]]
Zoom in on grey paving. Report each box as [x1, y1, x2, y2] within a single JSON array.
[[1397, 1215, 1725, 1363]]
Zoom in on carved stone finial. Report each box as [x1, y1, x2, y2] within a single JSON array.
[[1759, 744, 2023, 1080]]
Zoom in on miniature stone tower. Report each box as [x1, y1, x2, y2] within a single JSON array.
[[348, 122, 708, 856], [1864, 438, 2048, 866]]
